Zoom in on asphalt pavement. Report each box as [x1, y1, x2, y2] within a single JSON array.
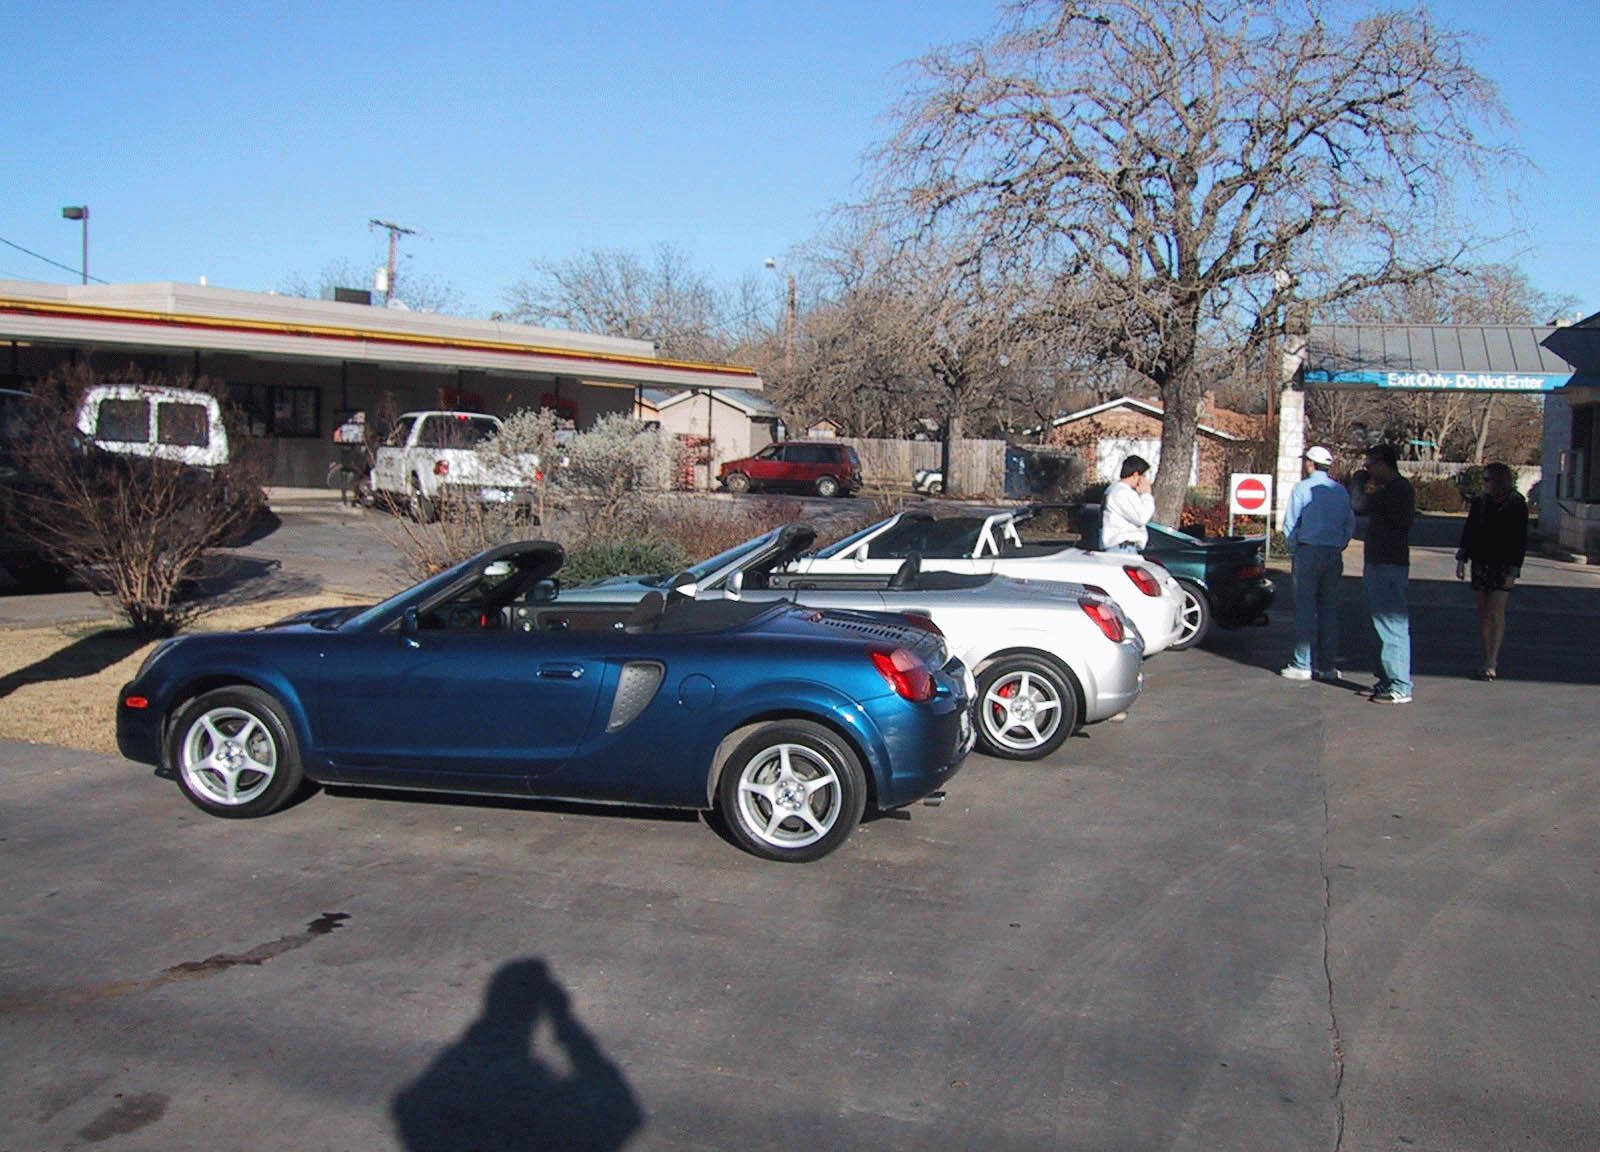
[[1, 508, 1597, 1150]]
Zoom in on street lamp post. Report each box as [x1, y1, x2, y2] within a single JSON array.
[[60, 205, 89, 285], [763, 258, 796, 373]]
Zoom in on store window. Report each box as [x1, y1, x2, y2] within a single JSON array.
[[227, 383, 321, 437]]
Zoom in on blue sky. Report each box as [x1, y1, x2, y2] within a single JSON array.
[[3, 1, 1595, 319]]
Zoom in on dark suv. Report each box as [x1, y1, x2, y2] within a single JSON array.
[[0, 388, 70, 590], [719, 441, 862, 498]]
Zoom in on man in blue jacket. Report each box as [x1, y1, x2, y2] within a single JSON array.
[[1281, 445, 1356, 681]]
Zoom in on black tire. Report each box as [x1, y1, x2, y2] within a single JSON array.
[[724, 471, 751, 495], [715, 720, 867, 862], [408, 476, 437, 523], [975, 655, 1079, 760], [166, 685, 305, 819], [1169, 580, 1212, 651], [815, 474, 840, 498]]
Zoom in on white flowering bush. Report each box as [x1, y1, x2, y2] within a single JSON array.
[[557, 413, 677, 536]]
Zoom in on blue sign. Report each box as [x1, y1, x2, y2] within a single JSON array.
[[1304, 369, 1570, 393]]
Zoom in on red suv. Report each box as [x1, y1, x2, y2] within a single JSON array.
[[719, 440, 862, 498]]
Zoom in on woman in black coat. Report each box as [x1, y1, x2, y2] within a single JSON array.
[[1454, 462, 1529, 679]]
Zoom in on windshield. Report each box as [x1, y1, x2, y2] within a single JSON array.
[[815, 518, 894, 558], [686, 529, 783, 584], [818, 515, 986, 560], [340, 549, 502, 631], [420, 415, 500, 448]]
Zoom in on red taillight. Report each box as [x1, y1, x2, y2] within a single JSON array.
[[1235, 564, 1265, 580], [871, 647, 936, 701], [897, 612, 944, 638], [124, 695, 149, 710], [1123, 564, 1161, 597], [434, 459, 450, 477], [1079, 597, 1126, 643]]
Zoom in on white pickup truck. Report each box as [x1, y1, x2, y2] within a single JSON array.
[[370, 411, 534, 522]]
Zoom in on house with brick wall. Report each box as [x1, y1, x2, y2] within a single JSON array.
[[1039, 394, 1267, 493]]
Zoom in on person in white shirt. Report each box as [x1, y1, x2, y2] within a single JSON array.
[[1101, 455, 1156, 553]]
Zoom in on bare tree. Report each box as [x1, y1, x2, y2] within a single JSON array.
[[13, 366, 266, 637], [502, 244, 732, 362], [874, 0, 1510, 521]]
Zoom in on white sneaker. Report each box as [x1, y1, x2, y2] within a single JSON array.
[[1280, 666, 1312, 681]]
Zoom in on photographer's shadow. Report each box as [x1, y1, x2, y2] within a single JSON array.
[[393, 958, 643, 1152]]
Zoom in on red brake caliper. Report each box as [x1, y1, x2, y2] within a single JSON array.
[[991, 680, 1016, 721]]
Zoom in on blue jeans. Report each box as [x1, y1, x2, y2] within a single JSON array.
[[1290, 544, 1343, 673], [1363, 563, 1412, 696]]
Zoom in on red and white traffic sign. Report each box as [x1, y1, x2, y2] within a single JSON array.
[[1229, 473, 1272, 515]]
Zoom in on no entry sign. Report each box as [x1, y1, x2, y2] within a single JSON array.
[[1229, 473, 1272, 516]]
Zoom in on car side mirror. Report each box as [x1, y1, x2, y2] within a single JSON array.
[[401, 606, 419, 642], [726, 570, 744, 601], [530, 577, 559, 604]]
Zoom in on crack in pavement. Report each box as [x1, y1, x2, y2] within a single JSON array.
[[1319, 759, 1347, 1152]]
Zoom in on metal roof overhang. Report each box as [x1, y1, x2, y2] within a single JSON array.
[[0, 282, 762, 393], [1304, 323, 1574, 393]]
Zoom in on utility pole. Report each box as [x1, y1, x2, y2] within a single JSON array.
[[369, 218, 416, 306]]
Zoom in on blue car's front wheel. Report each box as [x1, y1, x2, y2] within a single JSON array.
[[167, 686, 305, 819], [717, 721, 866, 863]]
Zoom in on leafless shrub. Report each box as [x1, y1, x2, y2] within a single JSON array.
[[12, 365, 266, 638], [380, 495, 539, 583]]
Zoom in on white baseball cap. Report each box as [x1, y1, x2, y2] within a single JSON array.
[[1305, 445, 1334, 466]]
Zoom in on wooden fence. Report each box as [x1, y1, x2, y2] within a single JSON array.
[[838, 438, 1008, 498]]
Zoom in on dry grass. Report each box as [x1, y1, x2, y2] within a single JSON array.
[[0, 593, 368, 755]]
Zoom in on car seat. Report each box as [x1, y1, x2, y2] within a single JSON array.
[[888, 552, 921, 590]]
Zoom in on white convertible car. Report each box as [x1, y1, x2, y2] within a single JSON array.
[[791, 509, 1187, 656]]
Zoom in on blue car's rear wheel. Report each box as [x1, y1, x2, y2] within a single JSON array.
[[167, 686, 304, 819], [716, 721, 866, 862]]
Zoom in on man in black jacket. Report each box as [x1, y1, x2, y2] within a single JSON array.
[[1351, 444, 1415, 703]]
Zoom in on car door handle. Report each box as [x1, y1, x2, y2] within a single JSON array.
[[538, 663, 584, 680]]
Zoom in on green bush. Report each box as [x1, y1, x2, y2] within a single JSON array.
[[1412, 477, 1466, 512], [1454, 465, 1486, 503], [562, 538, 687, 583]]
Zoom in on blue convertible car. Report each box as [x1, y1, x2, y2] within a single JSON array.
[[116, 542, 973, 862]]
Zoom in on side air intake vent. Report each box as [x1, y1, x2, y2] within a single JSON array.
[[607, 661, 665, 732]]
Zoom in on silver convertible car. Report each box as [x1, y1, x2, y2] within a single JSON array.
[[568, 524, 1144, 761], [791, 509, 1187, 656]]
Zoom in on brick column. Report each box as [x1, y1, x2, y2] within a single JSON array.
[[1274, 333, 1308, 529]]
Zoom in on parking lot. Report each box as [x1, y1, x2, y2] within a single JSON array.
[[3, 501, 1598, 1150]]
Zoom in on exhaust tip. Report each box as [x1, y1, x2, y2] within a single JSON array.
[[922, 790, 946, 807]]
